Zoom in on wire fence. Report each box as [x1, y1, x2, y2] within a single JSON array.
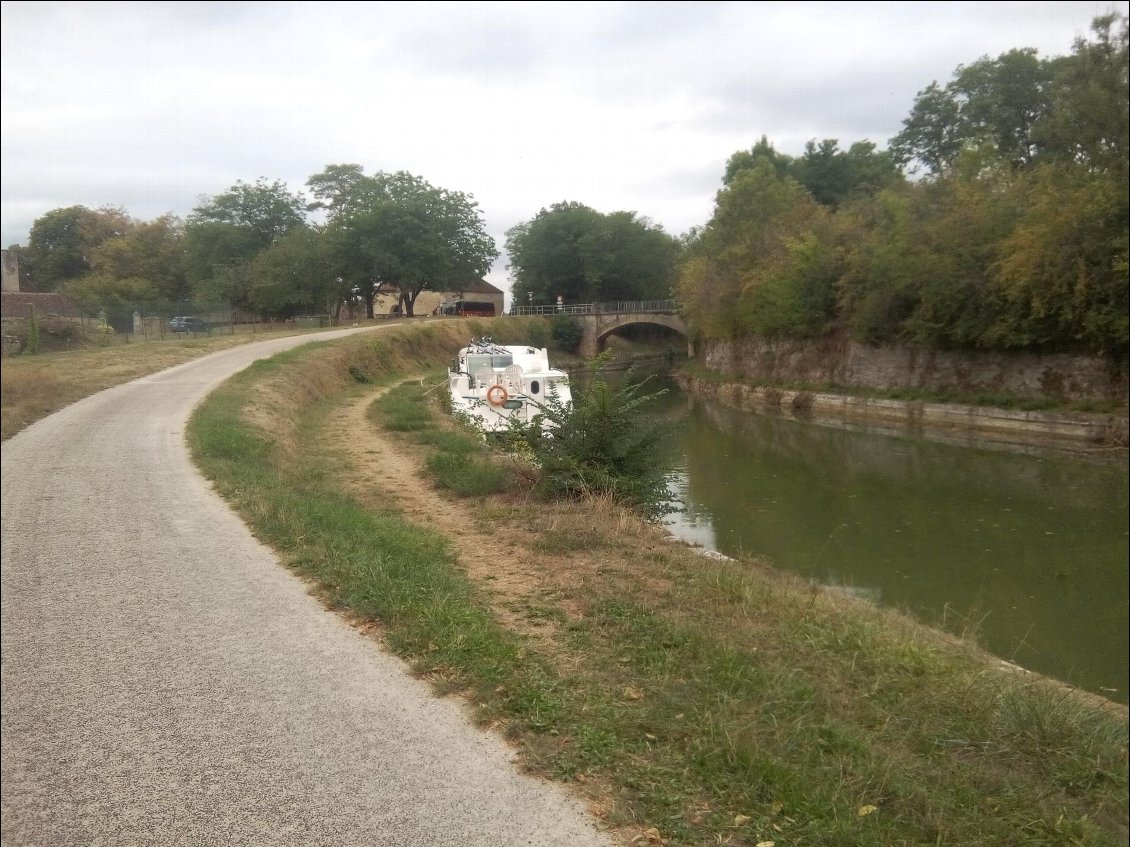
[[1, 300, 333, 355]]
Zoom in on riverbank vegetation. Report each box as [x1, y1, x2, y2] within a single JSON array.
[[679, 15, 1128, 363], [188, 319, 1127, 847]]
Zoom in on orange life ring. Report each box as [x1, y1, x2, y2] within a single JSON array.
[[487, 385, 509, 406]]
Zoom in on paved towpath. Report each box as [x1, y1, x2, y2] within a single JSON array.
[[1, 328, 612, 846]]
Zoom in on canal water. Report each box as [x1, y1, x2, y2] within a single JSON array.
[[595, 366, 1129, 704]]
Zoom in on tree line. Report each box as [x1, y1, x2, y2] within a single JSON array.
[[10, 14, 1126, 358], [13, 165, 498, 320], [678, 14, 1128, 359]]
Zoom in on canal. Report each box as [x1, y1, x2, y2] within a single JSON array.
[[603, 366, 1129, 705]]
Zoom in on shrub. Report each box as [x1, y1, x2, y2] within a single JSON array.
[[25, 311, 41, 354], [503, 355, 673, 519], [550, 314, 583, 353], [525, 320, 550, 349]]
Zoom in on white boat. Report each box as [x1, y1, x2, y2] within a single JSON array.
[[448, 337, 573, 432]]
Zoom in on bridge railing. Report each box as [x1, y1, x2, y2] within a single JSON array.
[[514, 304, 595, 316], [513, 299, 677, 316]]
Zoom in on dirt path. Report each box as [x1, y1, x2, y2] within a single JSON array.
[[321, 384, 567, 641]]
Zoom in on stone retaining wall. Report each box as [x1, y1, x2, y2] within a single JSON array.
[[676, 374, 1129, 451], [699, 337, 1128, 405]]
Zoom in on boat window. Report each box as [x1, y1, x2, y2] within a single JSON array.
[[530, 380, 540, 394], [465, 353, 513, 371]]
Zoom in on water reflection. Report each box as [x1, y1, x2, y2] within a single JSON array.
[[660, 397, 1129, 704], [570, 363, 1129, 702]]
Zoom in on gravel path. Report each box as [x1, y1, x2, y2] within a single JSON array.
[[1, 328, 612, 846]]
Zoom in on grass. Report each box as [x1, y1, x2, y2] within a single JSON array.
[[0, 323, 332, 440], [185, 321, 1128, 847], [372, 380, 513, 495]]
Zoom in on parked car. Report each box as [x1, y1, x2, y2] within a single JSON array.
[[169, 316, 210, 333]]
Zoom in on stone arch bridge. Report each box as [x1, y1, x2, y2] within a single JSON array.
[[515, 300, 690, 358]]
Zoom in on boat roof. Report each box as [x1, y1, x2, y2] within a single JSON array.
[[455, 339, 568, 375]]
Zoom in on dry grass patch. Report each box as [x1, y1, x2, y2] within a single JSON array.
[[1, 328, 321, 440]]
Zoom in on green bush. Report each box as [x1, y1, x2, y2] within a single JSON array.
[[550, 314, 583, 353], [524, 319, 550, 349], [25, 312, 41, 354], [503, 356, 673, 518]]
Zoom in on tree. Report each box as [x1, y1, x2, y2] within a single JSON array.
[[183, 223, 259, 307], [88, 214, 188, 302], [896, 175, 1021, 349], [185, 178, 307, 308], [890, 51, 1054, 175], [723, 135, 795, 186], [677, 160, 824, 339], [550, 314, 583, 353], [742, 226, 840, 339], [308, 166, 497, 317], [62, 274, 160, 315], [26, 206, 132, 289], [505, 202, 680, 307], [248, 226, 347, 319], [188, 178, 307, 246], [791, 139, 902, 207], [954, 49, 1053, 169], [992, 164, 1129, 355], [1036, 14, 1129, 178], [889, 82, 964, 176]]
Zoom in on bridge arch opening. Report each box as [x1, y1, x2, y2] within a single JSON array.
[[597, 321, 686, 351]]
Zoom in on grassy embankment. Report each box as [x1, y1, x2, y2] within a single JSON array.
[[186, 318, 1128, 847]]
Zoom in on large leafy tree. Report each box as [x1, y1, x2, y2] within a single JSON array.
[[88, 214, 188, 302], [185, 178, 307, 308], [308, 166, 497, 317], [505, 202, 680, 307], [188, 178, 307, 245], [993, 164, 1128, 356], [677, 160, 825, 338], [891, 49, 1054, 175], [25, 205, 132, 289], [724, 137, 901, 208], [248, 225, 347, 319], [790, 139, 902, 207], [1037, 13, 1129, 178]]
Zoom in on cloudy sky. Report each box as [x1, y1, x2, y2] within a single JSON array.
[[2, 1, 1125, 297]]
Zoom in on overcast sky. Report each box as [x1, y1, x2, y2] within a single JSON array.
[[2, 1, 1126, 297]]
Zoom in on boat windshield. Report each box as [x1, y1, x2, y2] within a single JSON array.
[[466, 353, 513, 371]]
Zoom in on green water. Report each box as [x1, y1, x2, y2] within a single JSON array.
[[653, 390, 1129, 704]]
